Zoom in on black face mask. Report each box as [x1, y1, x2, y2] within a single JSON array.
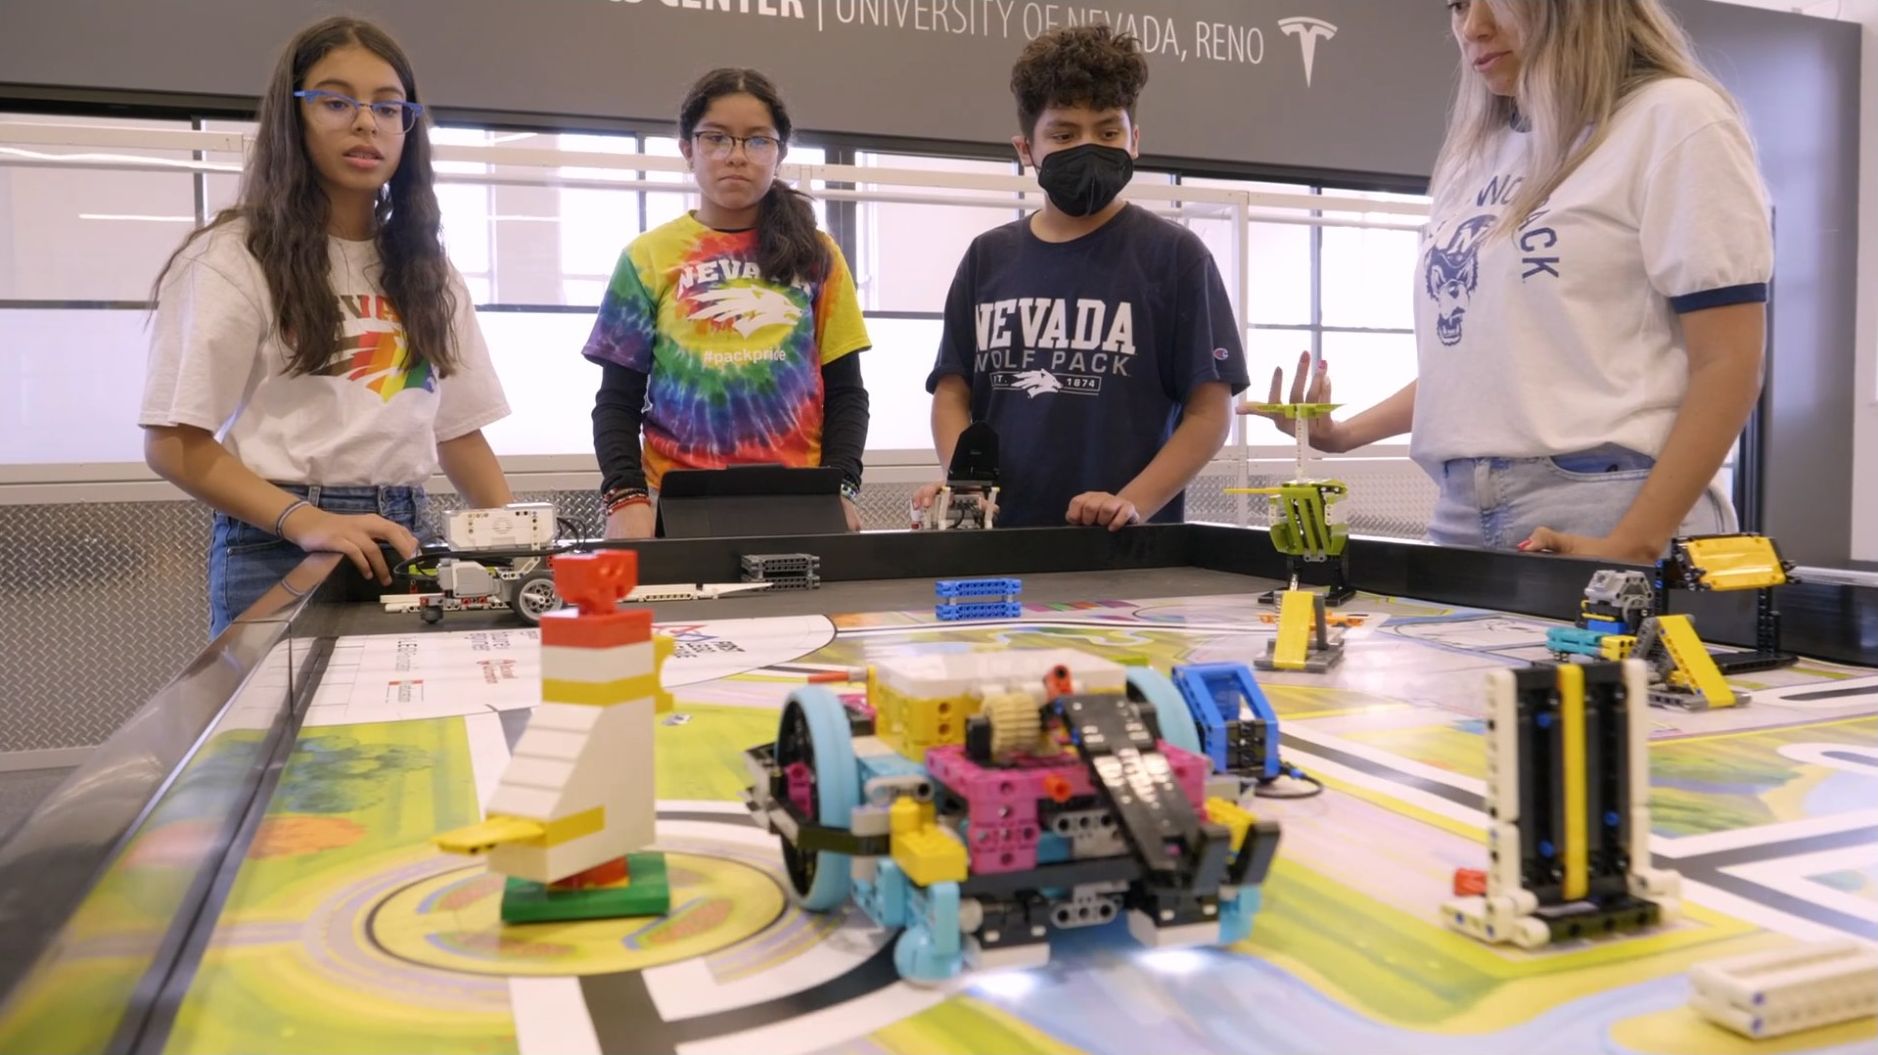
[[1034, 143, 1134, 217]]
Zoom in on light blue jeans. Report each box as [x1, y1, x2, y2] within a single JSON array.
[[1427, 444, 1733, 551], [208, 484, 425, 637]]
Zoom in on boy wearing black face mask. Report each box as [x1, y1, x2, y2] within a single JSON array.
[[920, 25, 1248, 531]]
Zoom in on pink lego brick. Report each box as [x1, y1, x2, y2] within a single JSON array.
[[785, 761, 814, 818]]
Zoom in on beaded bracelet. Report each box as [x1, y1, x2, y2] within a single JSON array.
[[604, 487, 651, 515], [840, 480, 861, 503]]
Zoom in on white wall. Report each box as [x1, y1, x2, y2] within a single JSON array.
[[1847, 1, 1878, 562]]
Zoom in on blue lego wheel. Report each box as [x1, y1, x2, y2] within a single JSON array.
[[1126, 667, 1203, 756], [775, 687, 859, 911]]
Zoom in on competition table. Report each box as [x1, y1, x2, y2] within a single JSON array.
[[2, 525, 1874, 1055]]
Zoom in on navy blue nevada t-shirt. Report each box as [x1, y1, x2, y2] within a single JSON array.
[[926, 204, 1249, 528]]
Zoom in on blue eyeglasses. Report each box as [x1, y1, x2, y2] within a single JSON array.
[[293, 89, 426, 134]]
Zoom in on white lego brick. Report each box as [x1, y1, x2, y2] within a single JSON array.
[[1487, 822, 1524, 897], [851, 736, 900, 761], [487, 785, 561, 819], [1689, 939, 1878, 1039], [744, 754, 776, 806], [446, 504, 557, 551], [488, 828, 635, 886], [439, 560, 498, 597], [851, 804, 892, 837], [1126, 911, 1218, 949], [1628, 807, 1660, 888], [965, 938, 1051, 972], [499, 756, 578, 793], [542, 642, 656, 684], [1510, 918, 1551, 949], [1629, 857, 1681, 900], [524, 703, 602, 734], [1440, 896, 1492, 941], [512, 729, 589, 762], [1622, 659, 1651, 801], [1486, 670, 1521, 824]]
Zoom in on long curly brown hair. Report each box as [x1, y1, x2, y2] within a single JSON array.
[[153, 16, 458, 376]]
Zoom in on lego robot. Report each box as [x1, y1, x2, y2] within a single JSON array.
[[743, 651, 1281, 983], [1545, 533, 1797, 710], [916, 421, 1000, 531], [1226, 401, 1352, 673], [385, 503, 571, 625], [1443, 660, 1681, 948]]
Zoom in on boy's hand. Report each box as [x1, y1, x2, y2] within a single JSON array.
[[1066, 492, 1139, 532]]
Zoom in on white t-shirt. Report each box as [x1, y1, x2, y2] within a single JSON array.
[[139, 220, 510, 486], [1409, 78, 1772, 471]]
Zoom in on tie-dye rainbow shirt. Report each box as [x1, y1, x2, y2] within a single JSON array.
[[580, 212, 869, 487]]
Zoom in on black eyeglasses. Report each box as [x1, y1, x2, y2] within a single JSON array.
[[294, 89, 426, 135], [693, 131, 781, 160]]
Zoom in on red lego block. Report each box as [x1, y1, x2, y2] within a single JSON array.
[[552, 551, 639, 614], [1453, 867, 1488, 897], [550, 855, 631, 890]]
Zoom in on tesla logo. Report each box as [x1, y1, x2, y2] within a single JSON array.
[[1278, 16, 1338, 87]]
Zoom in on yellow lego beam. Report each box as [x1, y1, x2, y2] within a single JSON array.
[[435, 815, 544, 856], [1654, 614, 1737, 708], [1238, 402, 1342, 420], [434, 806, 607, 856], [1271, 589, 1316, 671], [541, 673, 661, 707], [1679, 536, 1789, 591], [1557, 663, 1588, 902], [1206, 797, 1257, 853]]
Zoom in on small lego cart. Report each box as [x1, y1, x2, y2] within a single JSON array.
[[916, 422, 1001, 531], [385, 503, 571, 626]]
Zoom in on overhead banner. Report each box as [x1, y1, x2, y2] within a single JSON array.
[[0, 1, 1844, 178]]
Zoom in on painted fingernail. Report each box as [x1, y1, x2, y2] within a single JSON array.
[[1516, 540, 1532, 551]]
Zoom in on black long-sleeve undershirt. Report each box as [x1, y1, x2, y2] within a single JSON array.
[[592, 353, 870, 495]]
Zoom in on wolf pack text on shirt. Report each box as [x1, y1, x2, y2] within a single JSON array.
[[971, 298, 1138, 395]]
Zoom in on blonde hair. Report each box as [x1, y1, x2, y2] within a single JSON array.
[[1431, 0, 1738, 234]]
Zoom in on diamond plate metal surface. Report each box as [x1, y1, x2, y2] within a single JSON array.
[[4, 463, 1435, 753], [0, 501, 212, 752]]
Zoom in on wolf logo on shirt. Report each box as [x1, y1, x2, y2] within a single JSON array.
[[1011, 369, 1064, 397], [686, 286, 803, 337], [1423, 214, 1495, 346]]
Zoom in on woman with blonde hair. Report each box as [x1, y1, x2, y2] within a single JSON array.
[[1247, 0, 1770, 563]]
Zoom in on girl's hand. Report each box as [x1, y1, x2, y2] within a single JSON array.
[[281, 506, 418, 584], [1238, 351, 1347, 453], [1519, 527, 1662, 565]]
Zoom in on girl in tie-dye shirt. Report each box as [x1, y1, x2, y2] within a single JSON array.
[[583, 68, 871, 538]]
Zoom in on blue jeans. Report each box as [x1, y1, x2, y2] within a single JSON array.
[[1427, 444, 1733, 551], [208, 484, 425, 637]]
